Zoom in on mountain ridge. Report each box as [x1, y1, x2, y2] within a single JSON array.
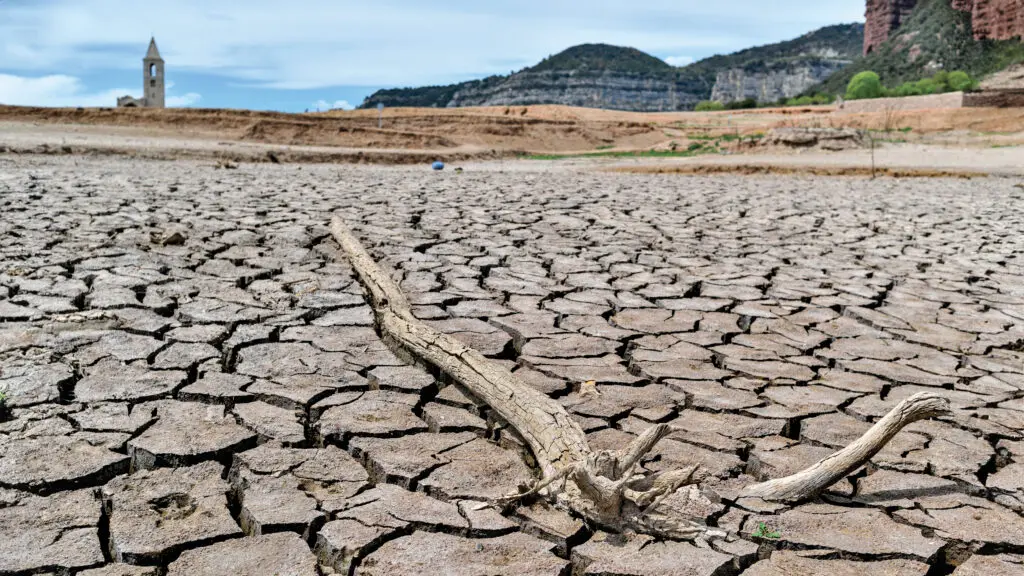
[[359, 24, 864, 111]]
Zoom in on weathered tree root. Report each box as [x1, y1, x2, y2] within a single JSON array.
[[329, 216, 952, 540], [740, 393, 949, 500]]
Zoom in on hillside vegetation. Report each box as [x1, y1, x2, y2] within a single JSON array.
[[685, 23, 864, 76], [819, 0, 1024, 94], [529, 44, 672, 73]]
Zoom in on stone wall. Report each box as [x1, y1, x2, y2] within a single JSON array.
[[837, 90, 1024, 112], [836, 92, 965, 113], [963, 88, 1024, 106]]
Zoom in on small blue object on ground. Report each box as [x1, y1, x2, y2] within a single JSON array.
[[432, 161, 445, 171]]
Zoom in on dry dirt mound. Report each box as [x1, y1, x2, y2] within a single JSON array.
[[0, 105, 664, 154], [760, 127, 867, 150]]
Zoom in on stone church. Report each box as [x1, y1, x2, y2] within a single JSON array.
[[117, 38, 165, 108]]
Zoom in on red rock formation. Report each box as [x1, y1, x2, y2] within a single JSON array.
[[865, 0, 1022, 54], [864, 0, 920, 54], [954, 0, 1024, 41]]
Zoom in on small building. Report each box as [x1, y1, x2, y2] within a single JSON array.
[[117, 38, 165, 108]]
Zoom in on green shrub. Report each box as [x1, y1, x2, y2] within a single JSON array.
[[886, 70, 978, 98], [916, 78, 941, 94], [779, 93, 834, 107], [725, 98, 758, 110], [947, 70, 977, 91], [694, 100, 725, 112], [902, 83, 922, 96], [846, 71, 884, 100]]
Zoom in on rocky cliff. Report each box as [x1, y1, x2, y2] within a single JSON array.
[[709, 25, 863, 102], [446, 70, 702, 111], [361, 25, 864, 111], [709, 56, 857, 103], [955, 0, 1024, 40], [866, 0, 1024, 54], [865, 0, 920, 54], [364, 44, 712, 112]]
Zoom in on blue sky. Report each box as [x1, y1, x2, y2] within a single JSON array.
[[0, 0, 865, 112]]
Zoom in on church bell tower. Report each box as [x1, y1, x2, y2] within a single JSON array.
[[143, 37, 165, 108]]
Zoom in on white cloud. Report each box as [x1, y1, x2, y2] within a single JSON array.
[[0, 0, 866, 89], [665, 55, 695, 67], [311, 99, 355, 111], [0, 73, 129, 107], [0, 73, 201, 107], [167, 92, 202, 106], [162, 82, 203, 106]]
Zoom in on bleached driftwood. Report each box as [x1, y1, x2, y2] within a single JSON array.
[[740, 393, 948, 500], [330, 216, 950, 540]]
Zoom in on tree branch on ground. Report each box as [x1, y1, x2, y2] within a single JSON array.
[[330, 216, 951, 541]]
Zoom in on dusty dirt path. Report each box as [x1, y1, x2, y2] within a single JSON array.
[[607, 144, 1024, 177]]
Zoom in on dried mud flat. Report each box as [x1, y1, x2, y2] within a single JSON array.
[[1, 154, 1024, 575]]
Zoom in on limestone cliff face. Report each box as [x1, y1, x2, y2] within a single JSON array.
[[953, 0, 1024, 40], [445, 71, 705, 112], [864, 0, 920, 54], [362, 28, 863, 111], [710, 60, 851, 103]]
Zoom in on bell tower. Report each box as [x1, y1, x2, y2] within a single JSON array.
[[143, 37, 165, 108]]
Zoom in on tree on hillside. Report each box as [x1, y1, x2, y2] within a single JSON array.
[[846, 71, 884, 100], [947, 70, 977, 91]]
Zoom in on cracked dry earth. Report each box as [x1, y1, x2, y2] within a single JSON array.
[[1, 155, 1024, 576]]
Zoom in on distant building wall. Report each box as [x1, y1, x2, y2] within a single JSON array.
[[144, 58, 165, 109], [116, 96, 145, 108]]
